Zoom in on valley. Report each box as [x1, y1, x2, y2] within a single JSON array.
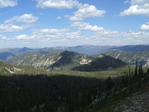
[[0, 45, 149, 112]]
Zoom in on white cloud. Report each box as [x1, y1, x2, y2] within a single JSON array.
[[140, 22, 149, 30], [2, 26, 149, 46], [4, 14, 38, 24], [1, 36, 7, 39], [130, 0, 147, 5], [0, 0, 17, 8], [32, 28, 82, 39], [69, 4, 106, 21], [65, 31, 81, 39], [34, 0, 105, 21], [33, 29, 68, 35], [15, 34, 36, 40], [34, 0, 81, 9], [124, 0, 130, 4], [120, 0, 149, 16], [0, 14, 38, 33], [71, 22, 104, 31], [32, 28, 68, 39], [56, 16, 62, 19], [0, 24, 31, 33]]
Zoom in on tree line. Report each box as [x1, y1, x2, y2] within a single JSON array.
[[0, 62, 149, 112]]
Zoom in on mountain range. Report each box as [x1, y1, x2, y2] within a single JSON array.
[[7, 50, 126, 71], [7, 51, 92, 71], [1, 45, 149, 61], [1, 44, 149, 72]]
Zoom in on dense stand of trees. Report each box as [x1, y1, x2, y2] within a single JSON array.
[[0, 62, 149, 112], [0, 75, 106, 112]]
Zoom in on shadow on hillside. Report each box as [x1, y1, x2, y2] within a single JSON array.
[[1, 70, 148, 112], [72, 55, 127, 72], [0, 74, 107, 112]]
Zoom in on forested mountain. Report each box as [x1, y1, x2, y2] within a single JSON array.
[[7, 50, 127, 71], [72, 54, 127, 71], [1, 46, 149, 112], [7, 51, 93, 71], [0, 62, 149, 112], [104, 50, 149, 66]]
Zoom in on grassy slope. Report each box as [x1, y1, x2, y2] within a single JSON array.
[[52, 65, 134, 79]]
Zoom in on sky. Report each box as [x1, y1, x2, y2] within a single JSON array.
[[0, 0, 149, 48]]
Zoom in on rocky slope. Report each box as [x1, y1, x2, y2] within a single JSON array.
[[0, 60, 22, 74], [7, 51, 127, 71], [91, 82, 149, 112], [7, 51, 92, 71], [104, 50, 149, 66], [0, 60, 49, 75]]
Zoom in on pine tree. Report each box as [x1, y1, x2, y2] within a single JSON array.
[[106, 77, 114, 91], [139, 62, 143, 78], [134, 61, 138, 78]]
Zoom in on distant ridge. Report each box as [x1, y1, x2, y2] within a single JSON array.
[[104, 50, 149, 66], [7, 51, 127, 71], [7, 51, 92, 71], [110, 45, 149, 52], [1, 44, 149, 61], [0, 52, 16, 61]]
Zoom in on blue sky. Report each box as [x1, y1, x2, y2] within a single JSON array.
[[0, 0, 149, 48]]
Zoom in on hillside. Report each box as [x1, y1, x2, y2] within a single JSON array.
[[104, 50, 149, 66], [89, 82, 149, 112], [0, 60, 48, 75], [72, 54, 127, 71], [7, 51, 92, 71], [0, 60, 22, 75]]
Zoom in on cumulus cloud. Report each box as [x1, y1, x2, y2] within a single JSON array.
[[3, 26, 149, 46], [0, 24, 31, 33], [140, 22, 149, 30], [4, 14, 38, 24], [34, 0, 81, 9], [34, 0, 105, 20], [69, 4, 106, 21], [71, 22, 104, 31], [15, 34, 36, 40], [0, 14, 38, 33], [120, 0, 149, 16], [0, 0, 17, 8], [32, 28, 81, 39], [32, 29, 68, 36]]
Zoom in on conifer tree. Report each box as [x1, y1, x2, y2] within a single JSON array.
[[134, 61, 138, 78], [139, 62, 143, 78]]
